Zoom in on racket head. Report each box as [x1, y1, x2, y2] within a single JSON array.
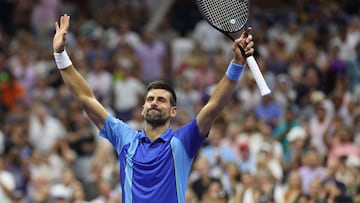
[[195, 0, 250, 34]]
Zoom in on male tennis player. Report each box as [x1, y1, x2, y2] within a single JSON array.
[[53, 14, 254, 203]]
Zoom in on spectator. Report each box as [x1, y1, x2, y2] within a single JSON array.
[[49, 183, 72, 203], [174, 75, 202, 121], [283, 126, 308, 173], [255, 169, 277, 203], [346, 42, 360, 95], [221, 162, 241, 198], [308, 101, 332, 156], [104, 17, 141, 51], [274, 170, 304, 203], [274, 106, 300, 157], [0, 156, 16, 203], [327, 126, 360, 166], [287, 49, 305, 86], [85, 58, 113, 107], [8, 51, 36, 105], [200, 178, 229, 203], [254, 94, 283, 128], [112, 51, 146, 122], [305, 178, 327, 203], [185, 188, 198, 203], [0, 71, 25, 113], [220, 121, 242, 159], [136, 28, 167, 82], [237, 141, 257, 173], [28, 102, 67, 154], [298, 149, 327, 195], [237, 112, 263, 156], [200, 124, 237, 178], [191, 20, 225, 60], [90, 179, 121, 203], [190, 156, 219, 202], [233, 172, 259, 203]]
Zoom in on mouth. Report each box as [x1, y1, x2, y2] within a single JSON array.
[[148, 108, 160, 113]]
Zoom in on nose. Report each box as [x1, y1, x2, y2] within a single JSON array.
[[150, 98, 158, 106]]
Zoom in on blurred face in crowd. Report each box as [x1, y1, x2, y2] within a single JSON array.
[[335, 127, 352, 142], [305, 150, 321, 168], [315, 104, 326, 121], [304, 67, 319, 87], [309, 179, 322, 198], [288, 171, 302, 190], [194, 156, 209, 178], [239, 144, 250, 160], [209, 126, 223, 147], [241, 172, 253, 188]]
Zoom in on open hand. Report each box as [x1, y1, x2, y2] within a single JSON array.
[[53, 14, 70, 53]]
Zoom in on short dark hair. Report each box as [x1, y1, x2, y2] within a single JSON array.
[[146, 80, 177, 106]]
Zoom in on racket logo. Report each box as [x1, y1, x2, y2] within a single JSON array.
[[230, 19, 236, 24]]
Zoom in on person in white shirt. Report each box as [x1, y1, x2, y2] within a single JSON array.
[[29, 102, 66, 154], [0, 157, 16, 203]]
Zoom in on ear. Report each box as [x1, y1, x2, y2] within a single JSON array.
[[170, 106, 177, 118]]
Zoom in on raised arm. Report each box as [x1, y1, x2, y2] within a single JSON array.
[[53, 14, 108, 129], [196, 30, 254, 135]]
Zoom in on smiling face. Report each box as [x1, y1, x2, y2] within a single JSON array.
[[142, 89, 177, 127]]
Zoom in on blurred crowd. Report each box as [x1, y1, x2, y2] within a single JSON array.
[[0, 0, 360, 203]]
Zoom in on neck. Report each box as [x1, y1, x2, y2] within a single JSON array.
[[144, 122, 170, 142]]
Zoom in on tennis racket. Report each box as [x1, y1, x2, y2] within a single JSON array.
[[195, 0, 271, 96]]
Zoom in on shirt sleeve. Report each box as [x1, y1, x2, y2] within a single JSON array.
[[99, 114, 139, 153], [174, 119, 207, 158]]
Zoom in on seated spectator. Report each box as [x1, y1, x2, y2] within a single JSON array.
[[254, 94, 283, 128], [327, 126, 360, 165], [237, 141, 257, 173], [298, 149, 327, 195], [0, 156, 16, 203], [233, 172, 259, 203], [190, 156, 220, 202], [200, 178, 229, 203], [201, 124, 237, 177], [274, 170, 304, 203], [283, 126, 308, 172]]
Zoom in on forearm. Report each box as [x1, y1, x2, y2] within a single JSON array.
[[59, 66, 94, 101], [197, 61, 243, 134]]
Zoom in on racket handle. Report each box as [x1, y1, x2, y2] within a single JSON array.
[[246, 56, 271, 96]]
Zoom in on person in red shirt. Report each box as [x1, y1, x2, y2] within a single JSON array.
[[0, 71, 25, 112]]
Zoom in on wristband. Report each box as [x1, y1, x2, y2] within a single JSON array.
[[54, 50, 72, 69], [225, 60, 244, 81]]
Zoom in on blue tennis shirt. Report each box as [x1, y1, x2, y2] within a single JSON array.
[[99, 115, 206, 203]]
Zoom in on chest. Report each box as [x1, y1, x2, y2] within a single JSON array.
[[132, 140, 174, 165]]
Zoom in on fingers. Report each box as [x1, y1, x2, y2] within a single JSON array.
[[245, 41, 254, 55], [55, 14, 70, 32], [234, 34, 253, 52], [55, 22, 59, 32]]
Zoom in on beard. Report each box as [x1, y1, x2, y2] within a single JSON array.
[[144, 108, 170, 127]]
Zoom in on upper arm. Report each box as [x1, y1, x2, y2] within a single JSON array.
[[196, 103, 217, 135], [59, 66, 108, 130], [80, 95, 108, 130], [174, 120, 207, 157]]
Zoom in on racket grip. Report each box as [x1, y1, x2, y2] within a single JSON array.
[[246, 56, 271, 96]]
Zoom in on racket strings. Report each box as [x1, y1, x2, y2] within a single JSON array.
[[198, 0, 248, 32]]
